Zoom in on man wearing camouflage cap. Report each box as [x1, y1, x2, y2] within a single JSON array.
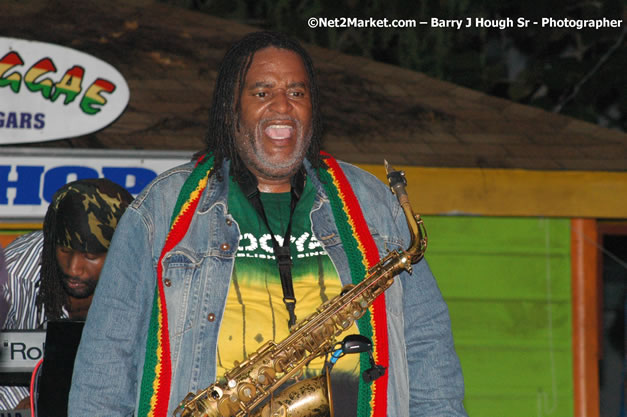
[[0, 178, 133, 410]]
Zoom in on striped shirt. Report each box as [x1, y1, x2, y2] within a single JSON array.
[[0, 246, 8, 326], [0, 231, 68, 409]]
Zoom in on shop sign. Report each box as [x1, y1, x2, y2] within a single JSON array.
[[0, 37, 129, 144], [0, 152, 189, 219]]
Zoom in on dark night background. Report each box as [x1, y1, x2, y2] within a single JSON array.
[[159, 0, 626, 133]]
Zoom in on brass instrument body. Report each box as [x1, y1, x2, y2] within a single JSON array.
[[174, 162, 427, 417]]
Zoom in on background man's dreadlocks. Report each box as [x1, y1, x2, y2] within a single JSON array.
[[203, 31, 324, 180], [37, 179, 133, 320]]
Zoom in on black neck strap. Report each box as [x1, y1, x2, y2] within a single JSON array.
[[239, 168, 306, 328]]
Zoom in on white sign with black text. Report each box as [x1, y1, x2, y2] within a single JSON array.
[[0, 37, 130, 144], [0, 149, 190, 220]]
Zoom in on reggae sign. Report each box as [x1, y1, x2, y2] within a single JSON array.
[[0, 37, 130, 144]]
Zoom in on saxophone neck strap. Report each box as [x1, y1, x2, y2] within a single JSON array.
[[238, 167, 306, 328]]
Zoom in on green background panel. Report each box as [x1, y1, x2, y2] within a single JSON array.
[[447, 300, 572, 346], [422, 216, 573, 417]]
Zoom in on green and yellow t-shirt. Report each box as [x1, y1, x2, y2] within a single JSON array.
[[217, 176, 360, 414]]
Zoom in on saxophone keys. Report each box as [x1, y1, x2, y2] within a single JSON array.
[[217, 397, 237, 417], [270, 405, 288, 417], [274, 357, 288, 373], [352, 309, 365, 319], [341, 318, 353, 329], [237, 382, 257, 401], [257, 366, 276, 385], [211, 386, 224, 399]]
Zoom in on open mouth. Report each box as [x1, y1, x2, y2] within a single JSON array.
[[264, 124, 294, 140]]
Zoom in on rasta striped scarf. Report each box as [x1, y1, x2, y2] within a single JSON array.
[[138, 152, 389, 417]]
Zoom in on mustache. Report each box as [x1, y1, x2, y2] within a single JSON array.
[[62, 274, 83, 282], [260, 115, 298, 123], [260, 115, 301, 128], [236, 115, 301, 134]]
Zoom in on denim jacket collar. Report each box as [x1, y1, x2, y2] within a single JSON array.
[[196, 158, 329, 216]]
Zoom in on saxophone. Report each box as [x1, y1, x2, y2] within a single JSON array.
[[174, 161, 428, 417]]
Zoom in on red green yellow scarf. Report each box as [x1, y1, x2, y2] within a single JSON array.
[[318, 151, 389, 417], [138, 152, 389, 417]]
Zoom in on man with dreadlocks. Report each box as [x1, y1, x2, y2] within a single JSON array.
[[69, 31, 467, 417], [0, 178, 133, 409]]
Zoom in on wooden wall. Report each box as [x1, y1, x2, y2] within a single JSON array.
[[424, 216, 574, 417]]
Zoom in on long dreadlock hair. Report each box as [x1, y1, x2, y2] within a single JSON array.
[[201, 31, 325, 180], [36, 179, 133, 320]]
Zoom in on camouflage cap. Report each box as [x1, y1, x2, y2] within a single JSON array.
[[47, 178, 134, 253]]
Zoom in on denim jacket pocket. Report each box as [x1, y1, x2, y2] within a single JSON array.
[[161, 250, 203, 364]]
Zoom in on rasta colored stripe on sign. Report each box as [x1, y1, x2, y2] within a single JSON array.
[[318, 151, 390, 417], [138, 155, 214, 417]]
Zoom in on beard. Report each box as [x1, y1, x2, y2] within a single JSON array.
[[61, 274, 98, 299], [235, 115, 312, 181]]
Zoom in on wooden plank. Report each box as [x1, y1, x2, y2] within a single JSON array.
[[0, 223, 41, 248], [422, 216, 573, 417], [459, 347, 574, 417], [425, 216, 571, 300], [361, 164, 627, 219], [448, 300, 572, 346], [571, 219, 600, 417]]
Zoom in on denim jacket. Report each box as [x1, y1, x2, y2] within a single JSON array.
[[69, 159, 467, 417]]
